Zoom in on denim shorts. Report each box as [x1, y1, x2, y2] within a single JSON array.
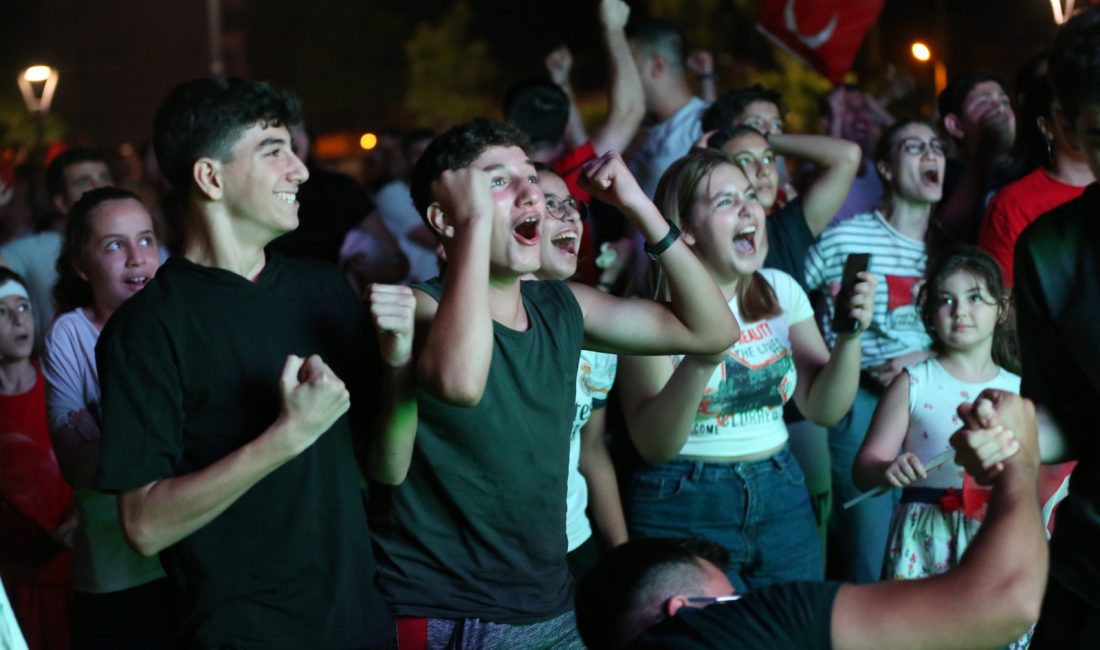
[[626, 445, 823, 593]]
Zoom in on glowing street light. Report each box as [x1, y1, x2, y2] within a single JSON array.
[[910, 41, 946, 97], [911, 42, 931, 62], [360, 132, 379, 151], [17, 64, 59, 113]]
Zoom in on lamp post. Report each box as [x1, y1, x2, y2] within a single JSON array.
[[911, 41, 946, 98], [17, 64, 59, 159]]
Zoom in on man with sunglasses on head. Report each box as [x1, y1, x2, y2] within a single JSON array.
[[574, 389, 1046, 649]]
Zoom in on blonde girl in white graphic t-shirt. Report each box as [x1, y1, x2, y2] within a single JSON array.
[[619, 149, 875, 592]]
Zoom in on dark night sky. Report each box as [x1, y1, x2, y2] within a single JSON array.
[[0, 0, 1067, 148]]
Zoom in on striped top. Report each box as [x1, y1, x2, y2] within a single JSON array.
[[803, 210, 932, 367]]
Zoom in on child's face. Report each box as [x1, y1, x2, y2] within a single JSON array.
[[80, 198, 161, 316], [930, 270, 1000, 353], [0, 292, 34, 362]]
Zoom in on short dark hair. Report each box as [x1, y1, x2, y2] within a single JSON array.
[[409, 117, 531, 220], [502, 80, 570, 149], [153, 76, 302, 193], [873, 117, 938, 185], [54, 186, 146, 314], [704, 124, 766, 152], [576, 537, 730, 649], [46, 147, 110, 199], [626, 18, 688, 71], [1050, 6, 1100, 124], [701, 86, 786, 132], [937, 71, 1005, 132]]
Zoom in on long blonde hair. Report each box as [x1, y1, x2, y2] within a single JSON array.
[[652, 149, 779, 322]]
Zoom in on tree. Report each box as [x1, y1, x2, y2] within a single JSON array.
[[404, 1, 496, 130]]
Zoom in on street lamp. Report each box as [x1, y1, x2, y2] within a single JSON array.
[[911, 41, 946, 97], [17, 64, 59, 113], [17, 64, 59, 159]]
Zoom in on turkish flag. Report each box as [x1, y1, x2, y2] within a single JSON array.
[[756, 0, 884, 84]]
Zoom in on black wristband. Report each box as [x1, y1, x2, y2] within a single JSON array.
[[645, 221, 681, 261]]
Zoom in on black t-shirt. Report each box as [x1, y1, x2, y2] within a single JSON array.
[[765, 197, 816, 292], [626, 581, 840, 649], [96, 254, 392, 648], [1014, 184, 1100, 608], [370, 278, 583, 623]]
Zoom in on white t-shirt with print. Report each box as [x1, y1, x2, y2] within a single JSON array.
[[678, 268, 813, 458]]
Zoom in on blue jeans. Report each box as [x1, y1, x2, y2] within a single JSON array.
[[828, 385, 900, 583], [625, 446, 822, 593]]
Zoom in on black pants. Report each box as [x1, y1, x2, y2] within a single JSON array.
[[1030, 577, 1100, 648]]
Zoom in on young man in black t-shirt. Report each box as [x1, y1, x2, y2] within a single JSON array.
[[576, 391, 1047, 649], [95, 77, 405, 649]]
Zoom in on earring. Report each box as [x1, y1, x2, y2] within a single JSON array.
[[1045, 136, 1054, 165]]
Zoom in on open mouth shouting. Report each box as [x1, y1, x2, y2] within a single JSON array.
[[550, 229, 579, 256], [124, 275, 152, 292], [513, 214, 541, 245], [919, 165, 941, 186], [732, 225, 757, 255]]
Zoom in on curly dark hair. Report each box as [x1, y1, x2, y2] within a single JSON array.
[[153, 76, 302, 194], [54, 186, 146, 315], [917, 245, 1019, 374], [1050, 6, 1100, 124], [408, 117, 531, 221], [701, 85, 786, 133]]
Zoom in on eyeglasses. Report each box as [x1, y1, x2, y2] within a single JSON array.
[[897, 138, 946, 156], [684, 595, 742, 605], [545, 194, 586, 221]]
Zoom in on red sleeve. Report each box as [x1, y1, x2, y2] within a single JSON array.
[[978, 194, 1027, 287], [552, 142, 597, 204]]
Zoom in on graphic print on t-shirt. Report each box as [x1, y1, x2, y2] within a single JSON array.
[[885, 274, 923, 332], [695, 320, 793, 431]]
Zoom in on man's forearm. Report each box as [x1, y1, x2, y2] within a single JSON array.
[[365, 362, 417, 485], [117, 417, 306, 557]]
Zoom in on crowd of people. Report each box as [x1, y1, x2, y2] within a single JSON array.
[[1, 2, 1099, 648]]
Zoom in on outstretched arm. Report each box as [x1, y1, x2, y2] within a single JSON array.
[[118, 355, 351, 556], [852, 371, 917, 491], [790, 272, 873, 426], [546, 46, 589, 151], [768, 133, 861, 236], [414, 169, 494, 405], [570, 152, 739, 355], [363, 283, 418, 485], [589, 0, 645, 155], [832, 391, 1046, 650]]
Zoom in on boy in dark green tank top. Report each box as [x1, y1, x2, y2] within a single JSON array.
[[367, 117, 740, 648]]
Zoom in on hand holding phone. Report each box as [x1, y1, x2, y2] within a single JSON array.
[[832, 253, 870, 335]]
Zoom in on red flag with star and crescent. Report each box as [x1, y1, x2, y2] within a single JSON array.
[[756, 0, 884, 84]]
